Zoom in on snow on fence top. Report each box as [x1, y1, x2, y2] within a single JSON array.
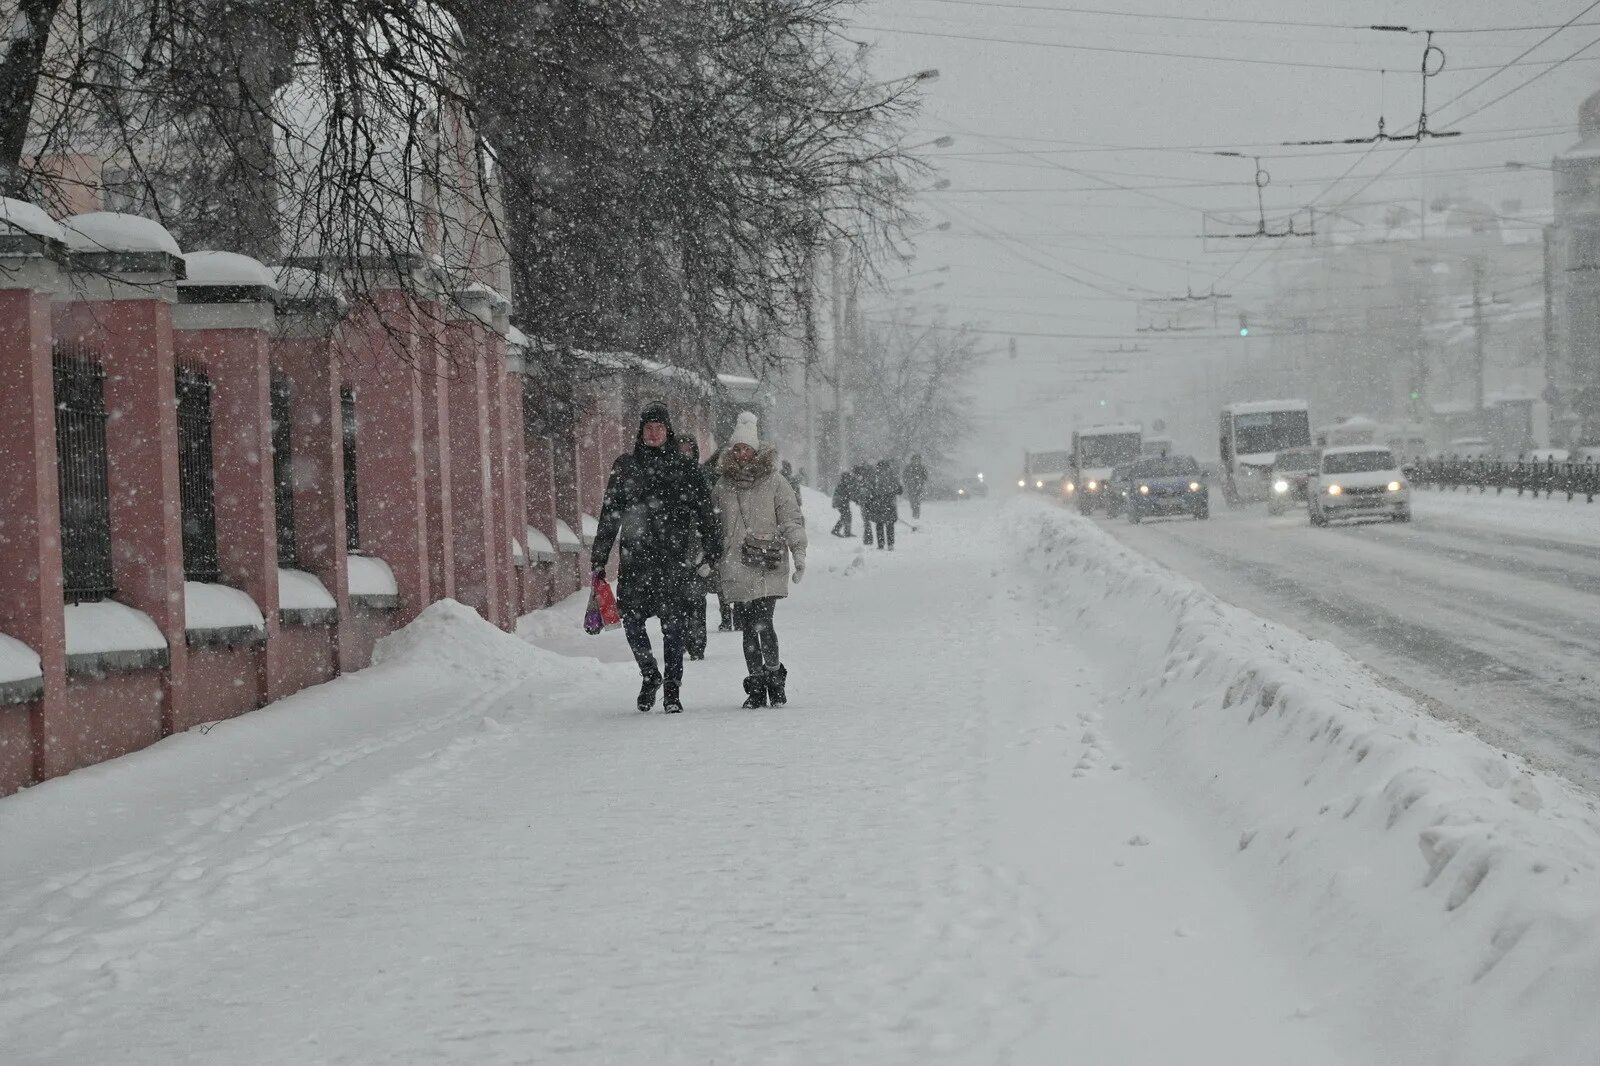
[[526, 525, 556, 561], [59, 212, 182, 257], [505, 325, 531, 350], [0, 632, 43, 685], [554, 520, 580, 551], [63, 601, 167, 656], [580, 514, 598, 547], [277, 568, 337, 612], [183, 581, 266, 632], [0, 197, 65, 244], [179, 250, 278, 291], [346, 554, 398, 597]]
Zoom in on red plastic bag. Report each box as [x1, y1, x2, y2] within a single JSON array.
[[584, 575, 623, 635]]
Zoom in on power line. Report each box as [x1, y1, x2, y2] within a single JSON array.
[[853, 23, 1600, 73], [1430, 0, 1600, 118], [894, 0, 1600, 36]]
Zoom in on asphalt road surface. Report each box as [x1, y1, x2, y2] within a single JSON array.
[[1101, 490, 1600, 793]]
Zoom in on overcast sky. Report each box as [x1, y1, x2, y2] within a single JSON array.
[[847, 0, 1600, 477]]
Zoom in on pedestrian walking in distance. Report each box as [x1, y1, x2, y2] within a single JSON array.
[[868, 458, 902, 551], [856, 462, 879, 547], [903, 453, 928, 521], [590, 402, 722, 713], [713, 411, 807, 708], [830, 466, 856, 537], [677, 434, 715, 661]]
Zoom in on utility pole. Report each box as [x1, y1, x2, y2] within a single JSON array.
[[1543, 223, 1557, 408], [829, 240, 850, 475], [1471, 256, 1488, 434]]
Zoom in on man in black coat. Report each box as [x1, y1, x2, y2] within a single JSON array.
[[590, 402, 723, 713]]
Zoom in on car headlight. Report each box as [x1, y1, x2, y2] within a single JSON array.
[[1273, 479, 1289, 494], [1063, 481, 1075, 493], [1087, 480, 1098, 491], [1387, 480, 1403, 492], [1035, 479, 1044, 489], [1190, 482, 1203, 493], [1327, 484, 1342, 496], [1018, 479, 1026, 488], [957, 488, 966, 496], [1138, 484, 1150, 495]]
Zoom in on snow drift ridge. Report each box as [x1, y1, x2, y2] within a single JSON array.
[[1009, 499, 1600, 1066]]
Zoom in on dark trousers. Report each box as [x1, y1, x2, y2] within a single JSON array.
[[831, 505, 852, 536], [734, 597, 781, 675], [867, 519, 894, 550], [624, 609, 686, 684], [685, 594, 708, 657]]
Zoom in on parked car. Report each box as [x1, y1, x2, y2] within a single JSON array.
[[1268, 446, 1320, 515], [951, 476, 988, 500], [1307, 446, 1410, 526], [1104, 463, 1137, 518], [1124, 455, 1209, 523]]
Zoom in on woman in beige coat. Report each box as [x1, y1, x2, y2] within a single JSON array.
[[713, 412, 807, 708]]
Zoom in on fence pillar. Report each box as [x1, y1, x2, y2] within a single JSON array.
[[59, 212, 187, 745], [271, 269, 353, 672], [342, 284, 430, 624], [480, 297, 513, 629], [174, 252, 283, 709], [416, 301, 454, 604], [0, 209, 68, 793], [504, 335, 531, 617], [443, 288, 499, 623]]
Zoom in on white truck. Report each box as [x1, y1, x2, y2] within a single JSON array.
[[1019, 449, 1074, 494], [1218, 400, 1312, 507], [1068, 423, 1143, 514]]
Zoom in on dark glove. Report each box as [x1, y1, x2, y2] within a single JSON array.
[[591, 566, 606, 581]]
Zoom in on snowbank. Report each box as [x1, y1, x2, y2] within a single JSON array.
[[1008, 498, 1600, 1066], [371, 599, 541, 683]]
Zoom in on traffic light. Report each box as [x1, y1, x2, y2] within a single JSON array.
[[1238, 313, 1249, 337]]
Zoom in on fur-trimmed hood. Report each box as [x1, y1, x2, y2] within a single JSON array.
[[718, 444, 778, 486]]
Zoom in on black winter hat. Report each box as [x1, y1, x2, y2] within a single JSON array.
[[639, 400, 672, 430]]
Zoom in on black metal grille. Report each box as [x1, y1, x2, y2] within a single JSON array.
[[176, 364, 221, 583], [341, 386, 359, 550], [53, 349, 115, 603], [270, 376, 298, 567]]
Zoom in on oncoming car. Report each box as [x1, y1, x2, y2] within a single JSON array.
[[1123, 455, 1208, 523], [1268, 446, 1320, 516], [1307, 446, 1410, 526]]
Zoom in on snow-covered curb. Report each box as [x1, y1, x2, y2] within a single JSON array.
[[1008, 498, 1600, 1066]]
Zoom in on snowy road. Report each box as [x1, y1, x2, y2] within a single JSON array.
[[0, 502, 1366, 1064], [1102, 489, 1600, 792]]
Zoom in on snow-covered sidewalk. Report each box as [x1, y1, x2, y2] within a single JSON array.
[[6, 500, 1583, 1063]]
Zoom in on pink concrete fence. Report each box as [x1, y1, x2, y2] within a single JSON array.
[[0, 204, 714, 796]]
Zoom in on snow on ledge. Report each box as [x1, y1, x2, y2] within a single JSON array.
[[60, 212, 182, 256], [278, 568, 337, 612], [179, 250, 278, 290], [0, 632, 42, 685], [0, 197, 65, 245], [526, 525, 556, 562], [1009, 497, 1600, 1065], [554, 520, 580, 552], [64, 601, 167, 657], [580, 514, 598, 547], [347, 554, 398, 598], [183, 581, 266, 632]]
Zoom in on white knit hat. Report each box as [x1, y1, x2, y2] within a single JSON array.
[[729, 410, 760, 449]]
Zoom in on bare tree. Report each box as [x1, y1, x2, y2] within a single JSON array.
[[847, 310, 981, 470]]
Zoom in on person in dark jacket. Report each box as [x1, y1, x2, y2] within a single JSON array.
[[855, 463, 879, 547], [830, 467, 856, 537], [678, 435, 715, 661], [590, 401, 723, 713], [903, 454, 929, 520], [868, 458, 902, 550]]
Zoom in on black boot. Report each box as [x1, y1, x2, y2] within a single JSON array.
[[637, 670, 662, 713], [741, 674, 769, 709], [663, 681, 683, 714], [766, 664, 788, 707]]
